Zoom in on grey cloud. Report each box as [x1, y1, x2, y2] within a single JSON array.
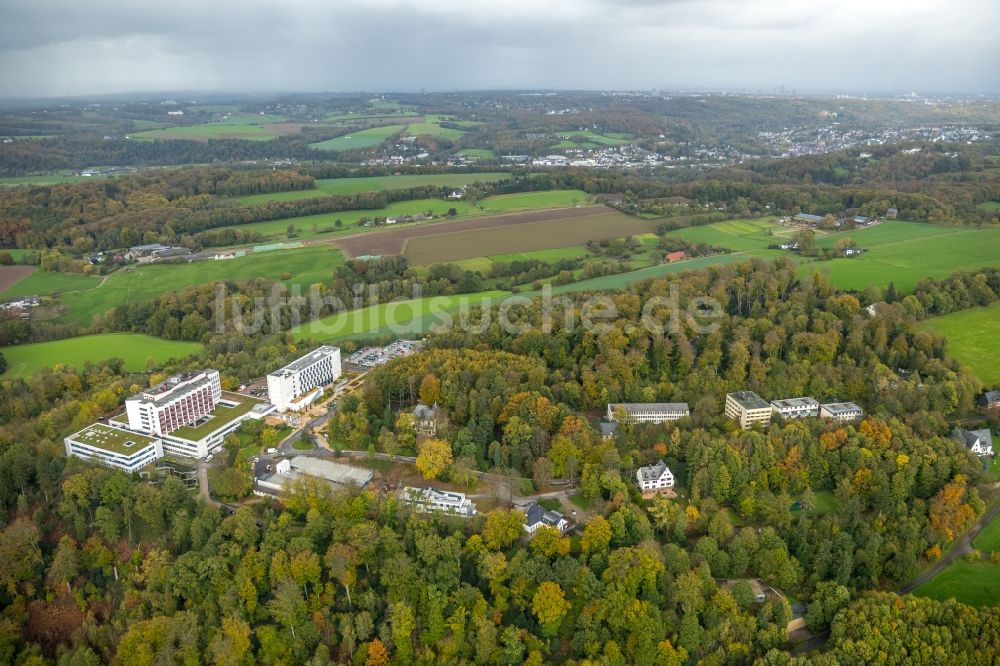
[[0, 0, 997, 97]]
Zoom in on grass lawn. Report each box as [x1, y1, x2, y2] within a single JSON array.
[[569, 494, 594, 510], [404, 122, 467, 140], [488, 246, 591, 264], [130, 114, 290, 141], [918, 302, 1000, 385], [48, 246, 345, 325], [458, 148, 496, 158], [292, 439, 316, 451], [791, 490, 837, 516], [664, 217, 788, 252], [972, 512, 1000, 553], [976, 201, 1000, 212], [308, 125, 406, 151], [913, 560, 1000, 607], [987, 458, 1000, 483], [233, 172, 513, 205], [0, 333, 202, 378], [171, 393, 264, 442], [552, 130, 631, 148]]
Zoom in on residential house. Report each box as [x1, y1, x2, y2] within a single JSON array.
[[599, 421, 619, 440], [665, 251, 686, 262], [953, 428, 994, 457], [636, 460, 675, 493], [979, 390, 1000, 415], [725, 391, 772, 429], [522, 503, 569, 534], [413, 403, 439, 436]]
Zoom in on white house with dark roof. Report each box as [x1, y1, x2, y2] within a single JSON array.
[[606, 402, 689, 424], [954, 428, 994, 457], [522, 503, 569, 534], [636, 460, 675, 492]]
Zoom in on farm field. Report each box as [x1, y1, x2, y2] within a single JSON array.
[[0, 266, 35, 293], [665, 218, 789, 252], [404, 122, 468, 140], [543, 254, 751, 295], [0, 334, 202, 378], [458, 148, 496, 158], [805, 222, 1000, 291], [224, 189, 589, 243], [976, 201, 1000, 212], [973, 513, 1000, 554], [36, 246, 345, 325], [130, 114, 294, 141], [308, 125, 406, 151], [918, 302, 1000, 385], [291, 290, 508, 342], [233, 172, 513, 205], [401, 209, 659, 265], [913, 560, 1000, 607], [0, 269, 99, 300], [551, 130, 632, 149]]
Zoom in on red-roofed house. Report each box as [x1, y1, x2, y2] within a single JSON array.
[[665, 251, 686, 262]]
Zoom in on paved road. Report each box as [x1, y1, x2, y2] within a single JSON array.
[[898, 497, 1000, 594]]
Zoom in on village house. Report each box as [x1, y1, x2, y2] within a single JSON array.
[[636, 459, 675, 493], [665, 250, 686, 262], [953, 428, 994, 457], [522, 503, 569, 534], [979, 390, 1000, 415], [412, 403, 439, 437]]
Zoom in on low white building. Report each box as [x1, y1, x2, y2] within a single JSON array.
[[770, 397, 820, 419], [819, 402, 864, 422], [267, 346, 342, 412], [401, 487, 476, 517], [636, 460, 675, 492], [606, 402, 690, 424], [64, 424, 163, 473]]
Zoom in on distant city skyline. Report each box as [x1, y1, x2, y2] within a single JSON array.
[[0, 0, 997, 98]]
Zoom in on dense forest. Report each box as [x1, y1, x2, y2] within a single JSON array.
[[1, 259, 996, 663]]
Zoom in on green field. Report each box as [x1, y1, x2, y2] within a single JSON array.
[[1, 270, 99, 299], [404, 122, 468, 140], [458, 148, 496, 159], [225, 189, 590, 242], [665, 218, 788, 252], [805, 221, 1000, 291], [973, 513, 1000, 553], [130, 114, 291, 141], [489, 246, 592, 264], [0, 173, 115, 187], [233, 173, 513, 205], [976, 201, 1000, 212], [551, 130, 631, 150], [32, 246, 344, 325], [913, 560, 1000, 607], [308, 125, 406, 151], [292, 290, 508, 342], [0, 333, 202, 378], [918, 303, 1000, 385]]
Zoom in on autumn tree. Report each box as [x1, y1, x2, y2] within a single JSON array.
[[415, 438, 453, 480], [532, 581, 570, 635], [482, 509, 524, 550]]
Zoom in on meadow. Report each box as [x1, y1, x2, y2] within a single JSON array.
[[0, 334, 202, 378], [0, 173, 114, 187], [291, 290, 508, 342], [458, 148, 496, 159], [973, 514, 1000, 554], [39, 246, 345, 325], [976, 201, 1000, 212], [130, 114, 292, 141], [805, 222, 1000, 291], [1, 270, 99, 299], [913, 560, 1000, 607], [918, 302, 1000, 385], [222, 189, 589, 242], [307, 125, 406, 151], [550, 130, 632, 150], [233, 172, 513, 205]]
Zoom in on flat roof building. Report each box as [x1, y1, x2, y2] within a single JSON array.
[[770, 397, 820, 420], [64, 423, 163, 473], [607, 402, 690, 424], [726, 391, 772, 429], [401, 487, 477, 517], [819, 402, 864, 422], [267, 346, 341, 412], [256, 455, 373, 495], [125, 369, 222, 437]]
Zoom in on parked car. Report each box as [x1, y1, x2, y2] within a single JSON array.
[[266, 447, 278, 454]]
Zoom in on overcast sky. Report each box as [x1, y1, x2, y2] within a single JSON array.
[[0, 0, 997, 98]]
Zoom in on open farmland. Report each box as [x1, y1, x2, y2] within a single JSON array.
[[0, 333, 202, 378], [130, 114, 296, 141], [29, 246, 344, 325], [233, 172, 513, 205], [804, 221, 1000, 291], [223, 189, 588, 242], [0, 266, 35, 293], [308, 125, 406, 151], [399, 208, 659, 265], [918, 302, 1000, 385], [1, 269, 99, 300], [664, 218, 789, 252]]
